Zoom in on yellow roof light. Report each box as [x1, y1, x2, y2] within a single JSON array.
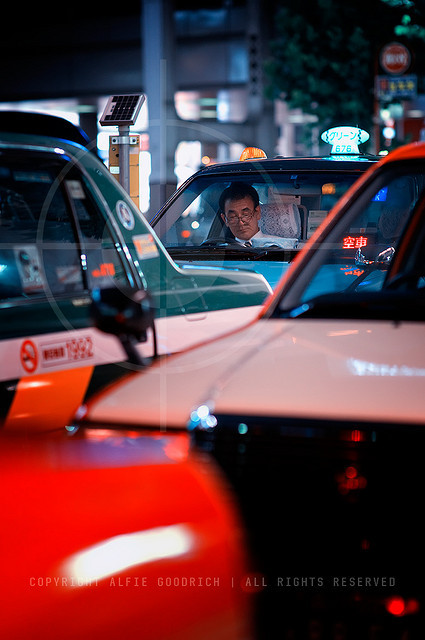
[[321, 126, 369, 155], [322, 183, 336, 195], [239, 147, 267, 161]]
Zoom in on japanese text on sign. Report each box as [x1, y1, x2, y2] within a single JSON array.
[[375, 75, 417, 100], [342, 236, 368, 249]]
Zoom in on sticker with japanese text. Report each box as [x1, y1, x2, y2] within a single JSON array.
[[14, 246, 44, 294], [39, 336, 94, 368], [133, 234, 160, 260]]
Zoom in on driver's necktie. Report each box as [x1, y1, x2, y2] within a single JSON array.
[[244, 240, 252, 247]]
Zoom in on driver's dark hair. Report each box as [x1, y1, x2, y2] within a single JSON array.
[[219, 182, 259, 214]]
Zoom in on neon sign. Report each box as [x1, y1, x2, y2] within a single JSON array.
[[321, 126, 369, 155], [91, 263, 116, 278], [341, 268, 365, 277], [342, 235, 368, 249]]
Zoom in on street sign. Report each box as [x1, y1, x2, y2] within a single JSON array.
[[375, 74, 417, 100], [380, 43, 411, 75]]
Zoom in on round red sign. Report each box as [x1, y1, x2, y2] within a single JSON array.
[[380, 42, 411, 75], [20, 339, 38, 373]]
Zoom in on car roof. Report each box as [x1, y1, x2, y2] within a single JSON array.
[[372, 140, 425, 163], [190, 154, 379, 178], [0, 111, 95, 153]]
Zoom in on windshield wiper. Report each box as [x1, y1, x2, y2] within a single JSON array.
[[278, 290, 425, 321]]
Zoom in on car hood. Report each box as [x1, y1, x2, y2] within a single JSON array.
[[84, 318, 425, 428]]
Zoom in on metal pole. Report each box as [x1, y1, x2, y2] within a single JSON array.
[[118, 124, 130, 194]]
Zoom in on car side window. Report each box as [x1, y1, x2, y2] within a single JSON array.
[[0, 153, 85, 300], [297, 170, 425, 303], [64, 177, 131, 289]]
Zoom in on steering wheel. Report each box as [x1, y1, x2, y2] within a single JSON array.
[[200, 236, 240, 247]]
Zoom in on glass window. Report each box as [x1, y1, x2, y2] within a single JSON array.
[[155, 172, 361, 250], [65, 177, 130, 290], [0, 152, 84, 301], [277, 166, 425, 313]]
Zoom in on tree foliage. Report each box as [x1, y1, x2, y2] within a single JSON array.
[[264, 0, 425, 132]]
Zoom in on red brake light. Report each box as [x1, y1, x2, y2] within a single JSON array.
[[386, 596, 420, 616]]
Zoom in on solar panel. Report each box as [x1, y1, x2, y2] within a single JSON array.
[[99, 94, 145, 126]]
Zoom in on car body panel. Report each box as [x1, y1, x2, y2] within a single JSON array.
[[0, 432, 253, 639], [83, 318, 425, 428]]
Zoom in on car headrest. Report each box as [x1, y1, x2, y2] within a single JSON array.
[[260, 202, 301, 238]]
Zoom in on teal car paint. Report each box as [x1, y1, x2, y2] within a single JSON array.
[[0, 120, 271, 430]]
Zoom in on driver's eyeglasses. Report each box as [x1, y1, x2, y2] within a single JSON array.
[[225, 210, 256, 224]]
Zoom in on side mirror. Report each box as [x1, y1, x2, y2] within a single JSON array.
[[91, 287, 156, 366]]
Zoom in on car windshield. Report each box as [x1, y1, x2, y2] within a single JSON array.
[[275, 163, 425, 320], [153, 171, 363, 251]]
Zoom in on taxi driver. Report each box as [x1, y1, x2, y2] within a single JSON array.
[[219, 182, 261, 244]]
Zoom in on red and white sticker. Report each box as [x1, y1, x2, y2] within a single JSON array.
[[39, 336, 94, 368], [14, 246, 44, 294], [20, 340, 39, 374], [133, 234, 159, 260]]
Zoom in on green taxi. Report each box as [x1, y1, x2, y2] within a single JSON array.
[[0, 111, 271, 430]]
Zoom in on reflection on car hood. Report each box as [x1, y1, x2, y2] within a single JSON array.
[[84, 318, 425, 428]]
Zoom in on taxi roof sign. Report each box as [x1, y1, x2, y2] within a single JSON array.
[[321, 126, 369, 155], [239, 147, 268, 161]]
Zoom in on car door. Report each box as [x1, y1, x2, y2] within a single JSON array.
[[0, 147, 138, 430]]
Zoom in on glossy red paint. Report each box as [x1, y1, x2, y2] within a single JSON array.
[[0, 432, 253, 640]]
